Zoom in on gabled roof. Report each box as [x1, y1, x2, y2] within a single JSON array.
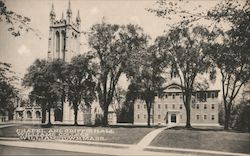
[[161, 82, 220, 93]]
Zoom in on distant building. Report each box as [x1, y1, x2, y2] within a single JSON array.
[[242, 82, 250, 103], [14, 99, 41, 124], [134, 70, 220, 126]]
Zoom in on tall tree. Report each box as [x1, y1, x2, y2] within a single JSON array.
[[157, 25, 216, 128], [206, 0, 250, 130], [126, 44, 166, 127], [0, 62, 18, 119], [88, 22, 148, 126], [64, 54, 97, 125], [23, 59, 63, 127]]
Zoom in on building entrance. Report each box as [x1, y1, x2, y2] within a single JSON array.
[[171, 114, 177, 123]]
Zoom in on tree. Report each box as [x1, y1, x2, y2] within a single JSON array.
[[206, 0, 250, 130], [64, 54, 97, 125], [126, 44, 166, 127], [23, 59, 63, 127], [0, 62, 18, 119], [157, 25, 216, 128], [0, 0, 40, 38], [88, 22, 148, 126]]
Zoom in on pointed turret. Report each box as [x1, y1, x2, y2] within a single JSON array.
[[67, 1, 72, 17], [50, 3, 56, 23], [76, 10, 81, 25], [66, 1, 72, 24], [61, 11, 64, 20]]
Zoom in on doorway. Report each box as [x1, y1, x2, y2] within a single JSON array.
[[171, 114, 176, 123]]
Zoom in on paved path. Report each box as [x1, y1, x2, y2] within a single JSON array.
[[134, 126, 169, 148]]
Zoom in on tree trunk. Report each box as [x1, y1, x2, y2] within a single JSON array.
[[224, 106, 231, 130], [185, 92, 192, 129], [185, 105, 191, 128], [147, 108, 151, 127], [73, 103, 78, 126], [103, 105, 109, 126], [61, 98, 64, 122], [41, 103, 46, 123], [47, 106, 52, 127], [146, 102, 151, 127]]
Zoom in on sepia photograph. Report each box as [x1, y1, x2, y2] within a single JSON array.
[[0, 0, 249, 155]]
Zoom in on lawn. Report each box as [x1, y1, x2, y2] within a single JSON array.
[[150, 126, 250, 154], [0, 125, 155, 144]]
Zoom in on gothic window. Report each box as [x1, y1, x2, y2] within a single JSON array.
[[27, 111, 32, 119], [75, 34, 77, 52], [61, 31, 66, 60], [56, 31, 60, 55], [36, 111, 41, 119]]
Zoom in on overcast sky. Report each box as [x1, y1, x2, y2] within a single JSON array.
[[0, 0, 224, 94]]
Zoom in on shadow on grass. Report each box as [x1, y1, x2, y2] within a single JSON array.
[[36, 124, 161, 129], [168, 126, 249, 133]]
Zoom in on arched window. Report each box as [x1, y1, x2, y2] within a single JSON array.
[[56, 31, 60, 56], [61, 31, 66, 60], [75, 34, 77, 52], [27, 111, 32, 119], [36, 111, 41, 119], [54, 109, 62, 121]]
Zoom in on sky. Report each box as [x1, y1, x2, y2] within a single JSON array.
[[0, 0, 225, 95]]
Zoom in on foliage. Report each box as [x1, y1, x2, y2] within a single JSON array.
[[64, 54, 97, 125], [22, 59, 63, 126], [0, 0, 40, 38], [206, 0, 250, 130], [156, 24, 216, 128], [88, 21, 149, 126], [0, 62, 18, 116], [126, 43, 167, 127]]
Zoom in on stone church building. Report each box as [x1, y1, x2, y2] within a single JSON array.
[[14, 2, 103, 125]]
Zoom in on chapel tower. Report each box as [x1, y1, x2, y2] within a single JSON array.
[[48, 1, 81, 62]]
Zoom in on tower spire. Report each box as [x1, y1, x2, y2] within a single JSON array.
[[67, 0, 72, 16], [50, 2, 56, 20], [61, 11, 64, 20], [76, 10, 81, 23]]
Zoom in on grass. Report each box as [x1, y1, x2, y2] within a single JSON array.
[[0, 124, 156, 144], [150, 126, 250, 154], [0, 145, 108, 156]]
